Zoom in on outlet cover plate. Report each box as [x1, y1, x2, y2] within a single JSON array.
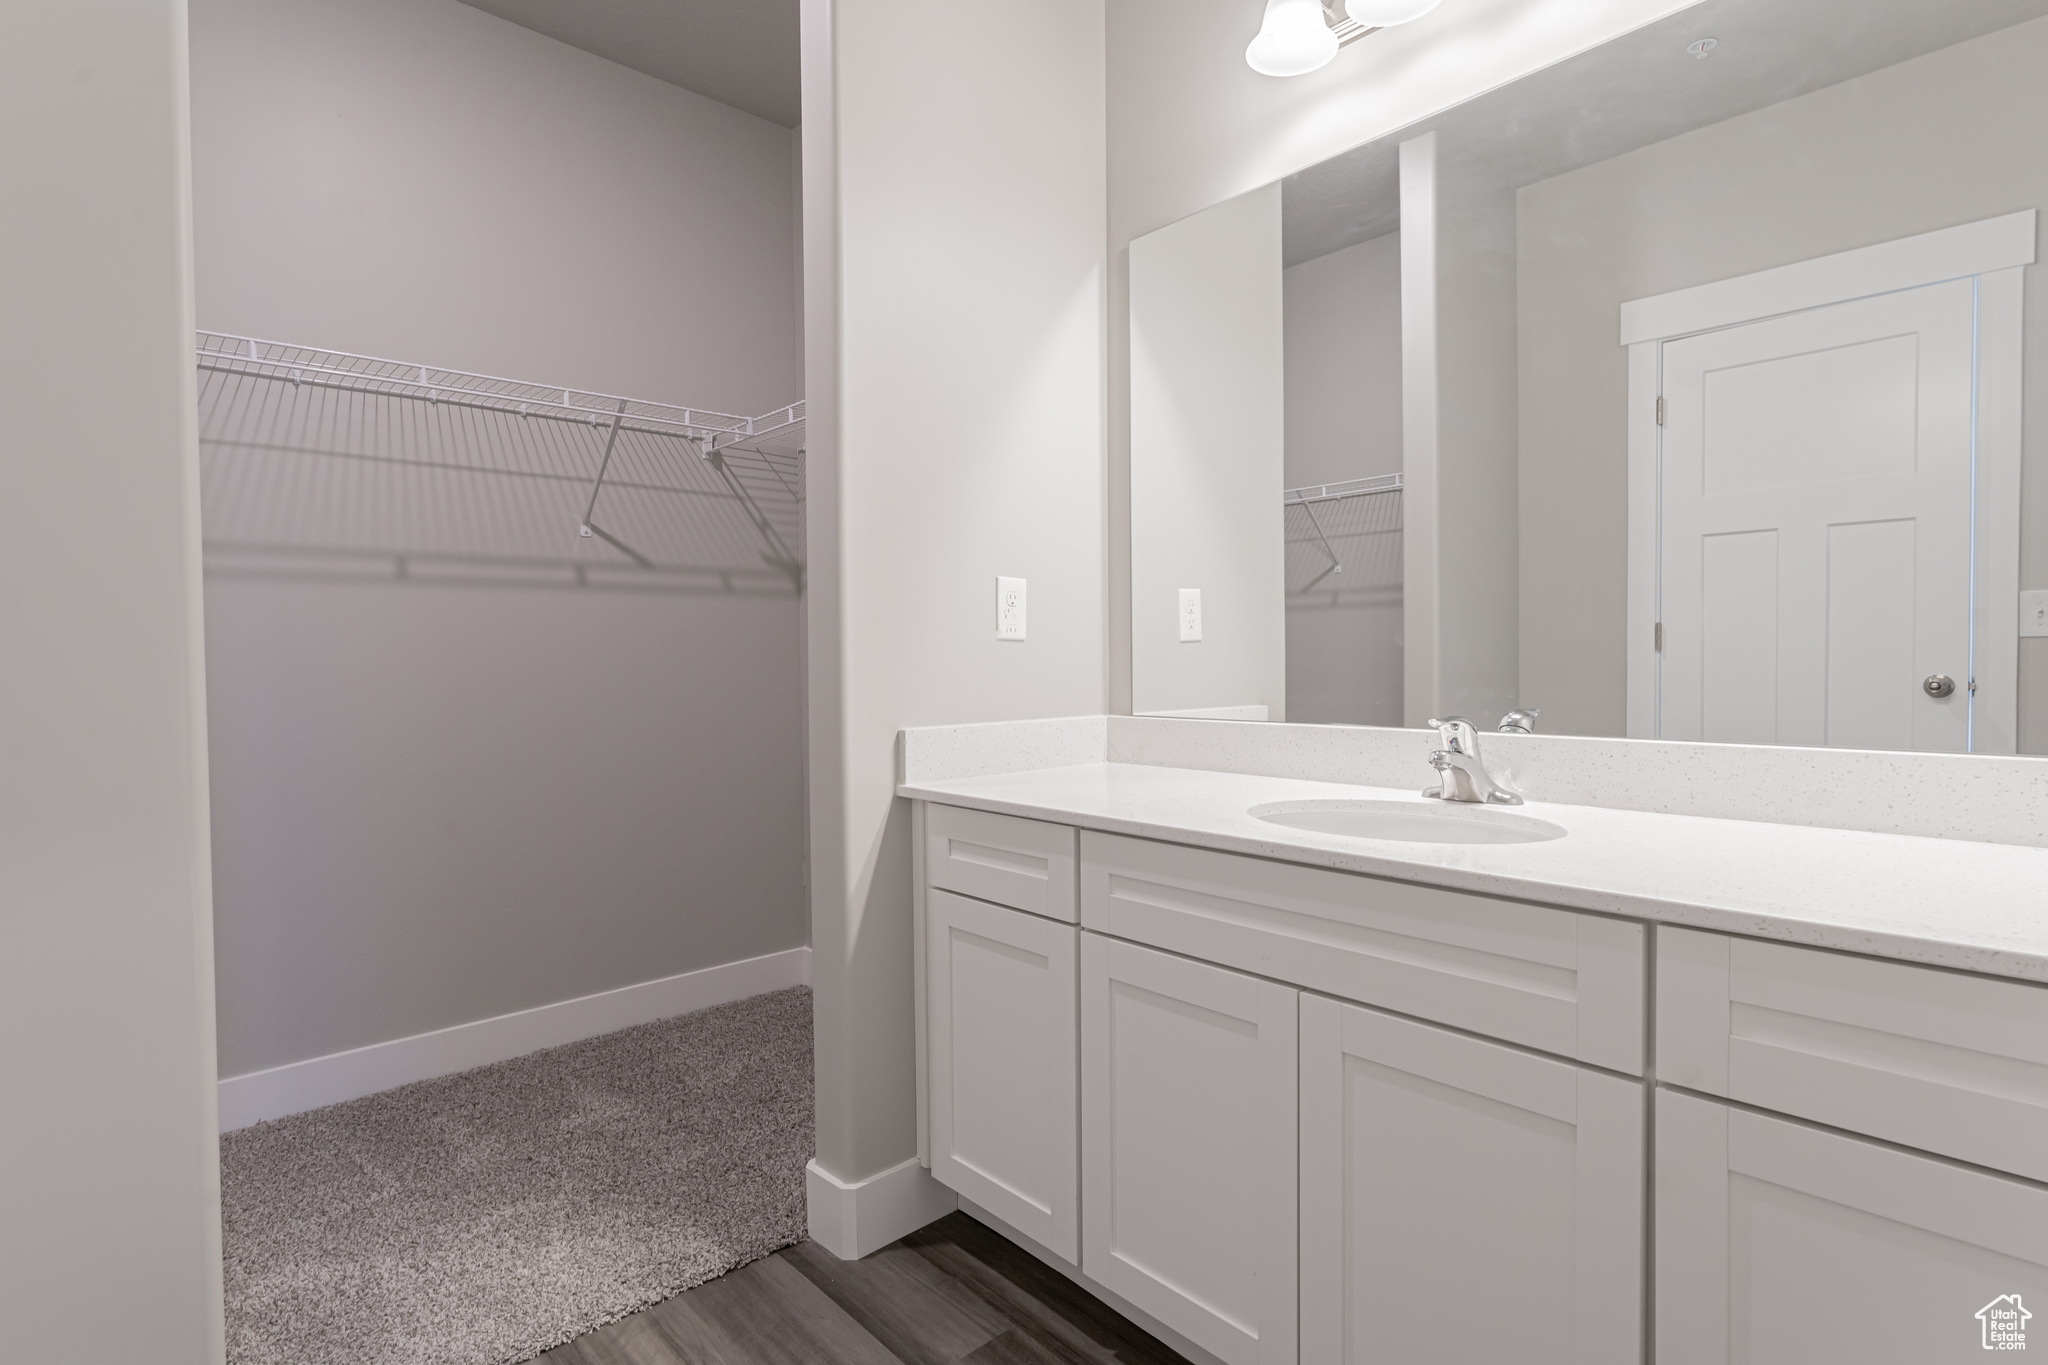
[[1179, 588, 1202, 642], [997, 576, 1026, 640]]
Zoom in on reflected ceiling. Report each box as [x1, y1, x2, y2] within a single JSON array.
[[1283, 0, 2048, 265]]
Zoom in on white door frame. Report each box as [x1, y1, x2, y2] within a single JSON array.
[[1624, 210, 2033, 752]]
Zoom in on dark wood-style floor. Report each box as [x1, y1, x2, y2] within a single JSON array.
[[540, 1212, 1191, 1365]]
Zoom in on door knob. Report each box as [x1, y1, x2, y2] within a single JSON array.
[[1923, 674, 1957, 699]]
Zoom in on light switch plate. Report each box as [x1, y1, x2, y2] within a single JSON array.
[[1178, 588, 1202, 642], [2023, 589, 2048, 638], [996, 576, 1026, 640]]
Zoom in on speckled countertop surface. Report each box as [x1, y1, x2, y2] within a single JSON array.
[[900, 761, 2048, 984]]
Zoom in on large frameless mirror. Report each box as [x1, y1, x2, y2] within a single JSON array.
[[1129, 0, 2048, 754]]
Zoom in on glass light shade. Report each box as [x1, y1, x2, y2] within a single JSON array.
[[1246, 0, 1339, 77], [1345, 0, 1442, 24]]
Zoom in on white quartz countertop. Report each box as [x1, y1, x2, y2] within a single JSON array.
[[899, 761, 2048, 984]]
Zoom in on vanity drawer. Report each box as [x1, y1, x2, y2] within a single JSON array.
[[1080, 831, 1644, 1073], [926, 804, 1078, 922], [1658, 927, 2048, 1181]]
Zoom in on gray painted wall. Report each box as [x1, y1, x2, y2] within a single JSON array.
[[804, 0, 1108, 1188], [1, 1, 226, 1358], [1283, 233, 1403, 490], [190, 0, 807, 1077], [1131, 182, 1287, 719], [1518, 15, 2048, 746], [1283, 232, 1404, 725]]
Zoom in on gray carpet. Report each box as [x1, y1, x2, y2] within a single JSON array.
[[220, 987, 813, 1365]]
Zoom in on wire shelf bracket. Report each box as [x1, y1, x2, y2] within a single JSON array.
[[1284, 472, 1403, 598]]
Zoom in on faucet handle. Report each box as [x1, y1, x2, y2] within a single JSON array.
[[1427, 716, 1477, 753]]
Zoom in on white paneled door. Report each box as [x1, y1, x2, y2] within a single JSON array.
[[1659, 278, 1975, 751], [1299, 995, 1643, 1365], [1081, 933, 1298, 1365]]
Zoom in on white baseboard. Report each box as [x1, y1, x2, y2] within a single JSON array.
[[805, 1155, 958, 1260], [218, 945, 811, 1131]]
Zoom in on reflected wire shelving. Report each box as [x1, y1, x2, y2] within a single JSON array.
[[1284, 473, 1402, 597]]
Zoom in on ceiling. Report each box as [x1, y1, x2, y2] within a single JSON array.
[[458, 0, 801, 127], [1282, 0, 2048, 266]]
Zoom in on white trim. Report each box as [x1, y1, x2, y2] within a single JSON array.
[[1619, 210, 2037, 345], [805, 1155, 958, 1260], [913, 801, 931, 1168], [217, 946, 811, 1131], [1625, 340, 1660, 739]]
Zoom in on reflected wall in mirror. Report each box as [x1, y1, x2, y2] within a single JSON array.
[[1129, 0, 2048, 755]]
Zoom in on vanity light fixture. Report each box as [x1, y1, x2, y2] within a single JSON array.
[[1344, 0, 1442, 24], [1246, 0, 1340, 77], [1247, 0, 1438, 76]]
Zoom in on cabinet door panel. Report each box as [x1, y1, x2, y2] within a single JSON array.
[[1300, 996, 1642, 1365], [1657, 927, 2048, 1180], [1082, 933, 1298, 1365], [1082, 830, 1643, 1072], [1657, 1088, 2048, 1365], [928, 889, 1078, 1261]]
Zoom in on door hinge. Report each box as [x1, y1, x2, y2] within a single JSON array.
[[1654, 622, 1663, 652], [1655, 396, 1666, 426]]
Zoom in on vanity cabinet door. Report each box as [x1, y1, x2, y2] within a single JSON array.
[[1081, 933, 1298, 1365], [1657, 1087, 2048, 1364], [1300, 995, 1643, 1365], [927, 889, 1079, 1262]]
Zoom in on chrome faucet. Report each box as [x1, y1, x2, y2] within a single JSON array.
[[1423, 717, 1523, 805]]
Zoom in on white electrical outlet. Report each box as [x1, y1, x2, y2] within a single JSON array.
[[996, 576, 1027, 640], [1178, 588, 1202, 642], [2023, 589, 2048, 638]]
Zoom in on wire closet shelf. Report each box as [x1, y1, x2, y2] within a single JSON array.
[[195, 332, 805, 594], [1284, 472, 1403, 598]]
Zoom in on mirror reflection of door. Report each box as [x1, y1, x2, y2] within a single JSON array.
[[1627, 218, 2026, 753]]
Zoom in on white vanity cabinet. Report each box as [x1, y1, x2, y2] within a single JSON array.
[[1299, 995, 1643, 1365], [1080, 933, 1299, 1365], [912, 798, 2048, 1365]]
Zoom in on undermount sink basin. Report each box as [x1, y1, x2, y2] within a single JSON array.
[[1249, 799, 1567, 845]]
